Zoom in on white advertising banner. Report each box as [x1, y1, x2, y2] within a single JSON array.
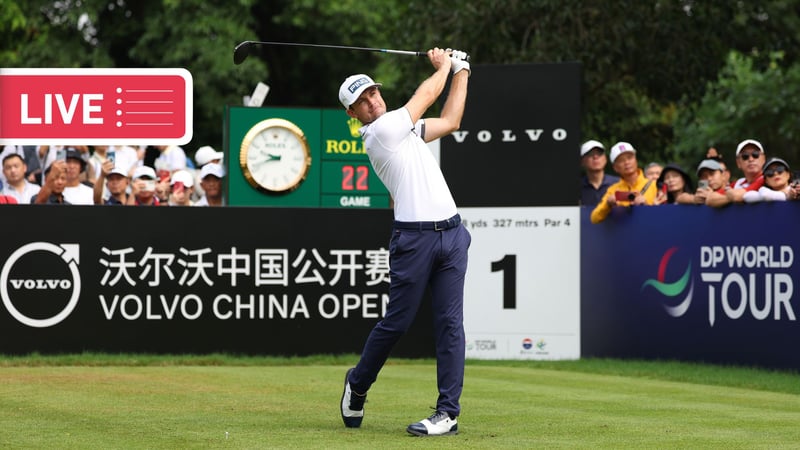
[[460, 207, 580, 360]]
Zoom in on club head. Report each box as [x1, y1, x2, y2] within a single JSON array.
[[233, 41, 253, 65]]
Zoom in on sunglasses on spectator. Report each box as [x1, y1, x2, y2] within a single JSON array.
[[739, 151, 761, 160], [764, 166, 788, 177]]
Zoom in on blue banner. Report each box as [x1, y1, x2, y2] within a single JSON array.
[[581, 202, 800, 370]]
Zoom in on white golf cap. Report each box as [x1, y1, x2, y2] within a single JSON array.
[[609, 142, 636, 163], [736, 139, 764, 156], [195, 145, 224, 167], [108, 167, 128, 178], [132, 165, 157, 180], [580, 140, 605, 157], [339, 74, 382, 109], [170, 169, 194, 187], [200, 163, 226, 179]]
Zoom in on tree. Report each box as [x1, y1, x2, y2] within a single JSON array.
[[393, 0, 800, 166], [3, 0, 267, 154], [4, 0, 800, 168], [674, 51, 800, 171]]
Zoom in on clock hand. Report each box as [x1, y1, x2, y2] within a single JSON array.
[[258, 151, 283, 161]]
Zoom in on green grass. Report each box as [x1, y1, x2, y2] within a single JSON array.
[[0, 354, 798, 448]]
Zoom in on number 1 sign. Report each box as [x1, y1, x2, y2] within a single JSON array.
[[460, 206, 580, 360]]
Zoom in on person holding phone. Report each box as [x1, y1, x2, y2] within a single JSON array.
[[694, 159, 731, 207], [93, 158, 130, 205], [655, 163, 694, 205], [168, 170, 195, 206], [126, 166, 162, 206], [590, 141, 657, 224]]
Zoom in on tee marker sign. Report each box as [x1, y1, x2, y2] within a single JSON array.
[[0, 68, 192, 145]]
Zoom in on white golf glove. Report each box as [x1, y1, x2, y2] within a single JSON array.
[[448, 49, 471, 76]]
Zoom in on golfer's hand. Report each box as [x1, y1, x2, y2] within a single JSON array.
[[428, 47, 451, 72], [449, 49, 470, 76]]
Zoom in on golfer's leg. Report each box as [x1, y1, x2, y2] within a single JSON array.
[[350, 230, 437, 393], [429, 225, 470, 416]]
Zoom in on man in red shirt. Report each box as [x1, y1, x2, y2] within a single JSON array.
[[726, 139, 765, 203]]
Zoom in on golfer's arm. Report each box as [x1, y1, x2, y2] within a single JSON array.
[[404, 65, 450, 125], [423, 71, 468, 142]]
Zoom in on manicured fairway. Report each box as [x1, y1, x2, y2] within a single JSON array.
[[0, 356, 798, 448]]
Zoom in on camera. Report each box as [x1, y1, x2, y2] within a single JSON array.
[[614, 191, 636, 202]]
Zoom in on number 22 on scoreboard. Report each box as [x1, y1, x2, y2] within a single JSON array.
[[342, 165, 369, 191]]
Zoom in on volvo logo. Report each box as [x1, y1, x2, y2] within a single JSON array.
[[1, 242, 81, 328]]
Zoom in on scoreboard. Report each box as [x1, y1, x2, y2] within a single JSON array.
[[226, 106, 390, 208]]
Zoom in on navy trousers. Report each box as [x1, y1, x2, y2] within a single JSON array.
[[349, 216, 471, 417]]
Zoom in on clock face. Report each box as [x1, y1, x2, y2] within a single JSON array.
[[240, 119, 311, 193]]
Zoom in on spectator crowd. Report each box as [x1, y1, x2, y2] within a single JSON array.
[[0, 144, 226, 206], [581, 139, 800, 223]]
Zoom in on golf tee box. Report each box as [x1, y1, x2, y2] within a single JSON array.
[[0, 68, 193, 145]]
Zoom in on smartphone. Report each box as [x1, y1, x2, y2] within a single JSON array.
[[107, 150, 116, 166], [661, 184, 667, 195], [142, 179, 156, 192], [792, 171, 800, 185], [157, 169, 171, 183], [614, 191, 635, 202], [698, 180, 709, 189], [56, 148, 66, 161]]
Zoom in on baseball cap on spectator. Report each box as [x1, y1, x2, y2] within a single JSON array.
[[736, 139, 764, 156], [580, 140, 604, 157], [194, 146, 224, 167], [339, 74, 382, 109], [763, 157, 790, 172], [170, 169, 194, 188], [200, 163, 225, 179], [109, 167, 128, 177], [609, 142, 636, 163], [65, 148, 87, 172], [132, 166, 157, 180], [696, 159, 723, 176]]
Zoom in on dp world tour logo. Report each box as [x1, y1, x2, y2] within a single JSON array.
[[0, 242, 81, 328], [641, 247, 693, 317]]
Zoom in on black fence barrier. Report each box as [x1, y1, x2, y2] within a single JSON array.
[[0, 206, 438, 356], [581, 202, 800, 370]]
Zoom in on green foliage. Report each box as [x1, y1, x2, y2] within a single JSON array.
[[674, 51, 800, 170], [247, 0, 405, 108], [2, 0, 266, 152], [0, 0, 27, 65], [3, 0, 800, 165]]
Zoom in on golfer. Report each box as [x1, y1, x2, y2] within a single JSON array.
[[338, 47, 471, 436]]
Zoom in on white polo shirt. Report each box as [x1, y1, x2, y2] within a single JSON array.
[[361, 107, 457, 222]]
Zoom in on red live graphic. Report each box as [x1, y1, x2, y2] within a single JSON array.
[[0, 68, 192, 145]]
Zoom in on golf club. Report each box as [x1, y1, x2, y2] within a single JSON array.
[[233, 40, 468, 65]]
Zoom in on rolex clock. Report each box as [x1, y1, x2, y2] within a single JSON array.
[[240, 118, 312, 193]]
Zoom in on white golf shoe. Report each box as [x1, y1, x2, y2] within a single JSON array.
[[406, 410, 458, 436], [340, 368, 366, 428]]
